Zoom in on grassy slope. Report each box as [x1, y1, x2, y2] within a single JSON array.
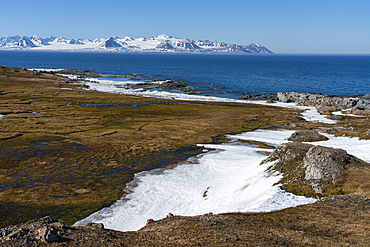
[[0, 66, 309, 226], [0, 66, 369, 246]]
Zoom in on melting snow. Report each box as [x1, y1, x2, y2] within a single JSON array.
[[74, 129, 370, 231], [74, 129, 319, 231]]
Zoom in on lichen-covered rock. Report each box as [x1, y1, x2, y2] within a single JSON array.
[[303, 146, 348, 182], [262, 142, 369, 196], [303, 146, 350, 193], [288, 130, 328, 142], [262, 142, 313, 171], [37, 226, 60, 243]]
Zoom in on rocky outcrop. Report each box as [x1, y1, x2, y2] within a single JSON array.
[[277, 92, 370, 111], [303, 146, 359, 193], [1, 198, 370, 246], [239, 93, 278, 102], [288, 130, 328, 142], [262, 142, 369, 196], [0, 216, 64, 245]]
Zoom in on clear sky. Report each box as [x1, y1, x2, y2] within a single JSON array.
[[2, 0, 370, 54]]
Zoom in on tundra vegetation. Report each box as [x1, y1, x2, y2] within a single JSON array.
[[0, 66, 369, 246]]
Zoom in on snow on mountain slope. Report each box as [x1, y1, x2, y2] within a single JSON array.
[[99, 37, 124, 48], [0, 34, 273, 54]]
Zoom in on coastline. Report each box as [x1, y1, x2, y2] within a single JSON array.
[[56, 69, 370, 124], [1, 66, 369, 245]]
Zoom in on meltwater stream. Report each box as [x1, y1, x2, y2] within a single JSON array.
[[75, 130, 317, 231]]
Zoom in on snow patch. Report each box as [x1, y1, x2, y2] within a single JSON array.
[[332, 110, 365, 118], [29, 68, 64, 72], [74, 129, 319, 232]]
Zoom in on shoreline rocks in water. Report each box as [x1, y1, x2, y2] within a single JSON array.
[[239, 93, 278, 103], [277, 92, 370, 111], [240, 92, 370, 116]]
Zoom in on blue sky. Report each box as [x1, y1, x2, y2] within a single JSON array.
[[2, 0, 370, 54]]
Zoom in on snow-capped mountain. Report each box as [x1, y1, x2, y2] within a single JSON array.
[[0, 34, 273, 54]]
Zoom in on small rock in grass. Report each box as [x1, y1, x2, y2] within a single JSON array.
[[146, 219, 155, 225], [86, 222, 104, 229]]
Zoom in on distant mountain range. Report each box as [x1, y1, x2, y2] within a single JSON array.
[[0, 34, 273, 54]]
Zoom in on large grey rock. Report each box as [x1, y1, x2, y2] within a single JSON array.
[[303, 146, 348, 181], [277, 92, 370, 112], [262, 142, 312, 169], [288, 130, 328, 142], [262, 142, 369, 195]]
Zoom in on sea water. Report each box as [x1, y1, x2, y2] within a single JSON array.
[[0, 51, 369, 97]]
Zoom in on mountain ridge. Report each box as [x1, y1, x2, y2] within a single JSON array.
[[0, 34, 273, 54]]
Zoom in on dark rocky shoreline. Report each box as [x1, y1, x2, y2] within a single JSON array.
[[56, 69, 370, 111], [277, 92, 370, 111], [240, 92, 370, 111]]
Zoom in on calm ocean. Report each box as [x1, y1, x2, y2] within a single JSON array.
[[1, 51, 369, 98]]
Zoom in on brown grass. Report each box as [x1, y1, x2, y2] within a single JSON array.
[[0, 66, 308, 226], [0, 66, 369, 246]]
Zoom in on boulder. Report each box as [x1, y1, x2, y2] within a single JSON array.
[[3, 228, 26, 241], [86, 222, 104, 229], [288, 130, 328, 142], [146, 219, 155, 225], [262, 142, 369, 196], [262, 142, 313, 171], [303, 146, 350, 193], [37, 226, 60, 243]]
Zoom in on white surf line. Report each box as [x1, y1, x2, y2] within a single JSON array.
[[67, 76, 337, 124], [74, 129, 317, 232], [56, 73, 80, 80], [28, 68, 64, 72], [0, 114, 5, 120]]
